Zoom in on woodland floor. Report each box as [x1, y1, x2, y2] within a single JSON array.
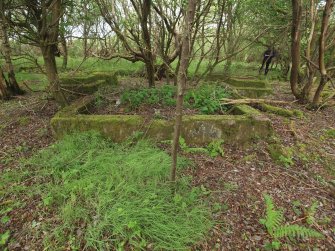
[[0, 80, 335, 250]]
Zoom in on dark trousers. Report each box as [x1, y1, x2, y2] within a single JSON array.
[[259, 56, 273, 75]]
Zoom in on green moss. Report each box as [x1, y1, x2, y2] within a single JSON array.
[[60, 72, 118, 98], [54, 96, 95, 117], [259, 104, 304, 118], [226, 78, 269, 88], [231, 105, 261, 116], [18, 116, 30, 126], [60, 72, 118, 86], [324, 128, 335, 138], [52, 96, 273, 146]]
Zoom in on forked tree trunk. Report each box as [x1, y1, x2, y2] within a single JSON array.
[[39, 0, 67, 106], [290, 0, 302, 99], [312, 0, 334, 106], [171, 0, 197, 182]]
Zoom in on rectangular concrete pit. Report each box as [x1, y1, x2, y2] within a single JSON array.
[[51, 96, 273, 146], [206, 75, 272, 98]]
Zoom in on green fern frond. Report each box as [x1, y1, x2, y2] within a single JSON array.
[[306, 201, 318, 225], [262, 194, 284, 234], [273, 225, 323, 239]]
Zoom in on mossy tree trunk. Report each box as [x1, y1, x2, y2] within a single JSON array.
[[39, 0, 68, 106], [0, 1, 24, 96], [0, 66, 10, 100]]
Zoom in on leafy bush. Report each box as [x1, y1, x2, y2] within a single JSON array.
[[3, 132, 213, 250], [260, 194, 323, 250]]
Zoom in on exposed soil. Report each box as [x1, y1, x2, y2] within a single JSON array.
[[1, 79, 334, 250]]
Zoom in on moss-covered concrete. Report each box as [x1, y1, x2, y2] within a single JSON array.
[[258, 103, 304, 118], [60, 72, 118, 95], [226, 78, 272, 98], [232, 87, 273, 98], [60, 72, 118, 86], [206, 75, 272, 98], [51, 97, 273, 145], [226, 78, 269, 89], [231, 104, 262, 116]]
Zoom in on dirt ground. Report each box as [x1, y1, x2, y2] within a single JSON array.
[[0, 80, 334, 250]]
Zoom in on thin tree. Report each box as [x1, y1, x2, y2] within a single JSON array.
[[290, 0, 302, 99], [171, 0, 197, 182], [312, 0, 334, 106]]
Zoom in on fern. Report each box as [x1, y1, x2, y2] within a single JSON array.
[[305, 201, 318, 225], [260, 194, 284, 234], [273, 225, 323, 239], [207, 140, 224, 157], [261, 194, 323, 248]]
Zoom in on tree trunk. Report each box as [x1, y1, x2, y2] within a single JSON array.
[[302, 0, 317, 102], [141, 0, 155, 87], [223, 2, 233, 78], [0, 67, 10, 100], [290, 0, 302, 99], [0, 3, 24, 95], [39, 0, 67, 106], [41, 46, 68, 106], [60, 30, 68, 70], [312, 0, 334, 106], [171, 0, 197, 182], [145, 60, 155, 87]]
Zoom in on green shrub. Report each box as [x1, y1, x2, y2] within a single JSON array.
[[2, 132, 213, 250]]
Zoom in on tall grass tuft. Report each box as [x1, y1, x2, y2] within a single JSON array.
[[10, 132, 213, 250]]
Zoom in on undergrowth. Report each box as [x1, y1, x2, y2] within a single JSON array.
[[1, 132, 213, 250], [120, 84, 230, 114]]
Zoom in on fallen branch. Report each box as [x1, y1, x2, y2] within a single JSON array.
[[60, 87, 88, 96], [22, 81, 40, 93], [220, 98, 288, 105]]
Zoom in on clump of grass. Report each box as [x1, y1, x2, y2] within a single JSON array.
[[3, 132, 213, 250]]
